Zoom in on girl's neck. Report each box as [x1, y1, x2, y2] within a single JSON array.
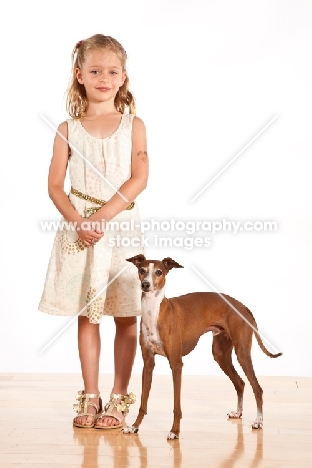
[[84, 101, 118, 118]]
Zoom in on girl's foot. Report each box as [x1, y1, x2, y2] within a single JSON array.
[[95, 405, 125, 428], [94, 392, 136, 430], [73, 391, 102, 428]]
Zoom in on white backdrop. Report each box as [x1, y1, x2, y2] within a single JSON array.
[[0, 0, 311, 377]]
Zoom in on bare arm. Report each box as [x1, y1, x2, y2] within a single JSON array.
[[90, 116, 149, 223], [48, 121, 83, 225]]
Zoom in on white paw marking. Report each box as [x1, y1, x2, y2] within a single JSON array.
[[167, 432, 179, 440], [227, 411, 242, 419], [122, 425, 139, 434], [252, 421, 263, 429]]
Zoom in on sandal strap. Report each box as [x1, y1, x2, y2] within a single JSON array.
[[100, 406, 122, 425], [75, 390, 101, 398], [85, 401, 99, 412], [76, 411, 97, 421], [73, 390, 101, 414], [103, 392, 136, 417]]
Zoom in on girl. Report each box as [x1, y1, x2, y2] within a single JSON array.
[[39, 34, 148, 429]]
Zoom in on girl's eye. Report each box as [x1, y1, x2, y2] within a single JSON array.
[[109, 71, 117, 75], [155, 270, 163, 276], [91, 70, 100, 75]]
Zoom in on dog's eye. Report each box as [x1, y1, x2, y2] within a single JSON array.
[[138, 268, 145, 274], [155, 270, 163, 276]]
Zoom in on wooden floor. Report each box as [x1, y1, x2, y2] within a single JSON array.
[[0, 374, 311, 467]]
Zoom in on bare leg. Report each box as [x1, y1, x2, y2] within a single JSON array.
[[73, 316, 101, 426], [113, 316, 137, 394], [96, 316, 137, 427]]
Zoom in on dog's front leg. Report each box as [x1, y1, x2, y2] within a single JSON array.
[[133, 350, 155, 429], [123, 337, 155, 434], [167, 355, 183, 440]]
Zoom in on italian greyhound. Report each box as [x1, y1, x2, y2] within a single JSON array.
[[123, 255, 282, 440]]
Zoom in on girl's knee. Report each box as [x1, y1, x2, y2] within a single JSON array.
[[114, 316, 137, 327], [78, 316, 100, 331]]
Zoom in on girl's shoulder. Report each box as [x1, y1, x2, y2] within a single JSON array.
[[121, 113, 145, 135], [64, 117, 76, 131], [55, 120, 70, 138], [131, 115, 146, 133], [130, 115, 147, 144], [56, 119, 80, 141]]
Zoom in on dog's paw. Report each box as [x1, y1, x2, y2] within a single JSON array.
[[252, 421, 263, 429], [122, 425, 139, 434], [167, 431, 179, 440], [227, 411, 242, 419]]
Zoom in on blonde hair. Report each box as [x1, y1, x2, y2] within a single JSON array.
[[66, 34, 136, 119]]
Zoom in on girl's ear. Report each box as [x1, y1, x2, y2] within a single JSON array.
[[75, 67, 83, 84]]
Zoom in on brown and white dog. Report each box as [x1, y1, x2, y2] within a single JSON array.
[[123, 255, 282, 439]]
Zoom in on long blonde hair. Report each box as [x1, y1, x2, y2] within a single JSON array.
[[66, 34, 136, 119]]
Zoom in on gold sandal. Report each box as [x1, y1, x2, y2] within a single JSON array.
[[73, 390, 102, 429], [94, 392, 136, 430]]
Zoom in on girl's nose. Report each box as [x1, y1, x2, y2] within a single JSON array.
[[99, 73, 109, 82]]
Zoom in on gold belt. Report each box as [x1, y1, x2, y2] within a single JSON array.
[[70, 187, 135, 216]]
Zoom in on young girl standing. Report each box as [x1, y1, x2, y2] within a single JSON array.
[[39, 34, 148, 429]]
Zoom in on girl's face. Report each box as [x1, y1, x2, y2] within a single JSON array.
[[76, 49, 126, 105]]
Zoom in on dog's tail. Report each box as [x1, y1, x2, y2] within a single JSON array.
[[243, 306, 282, 358], [254, 331, 283, 358]]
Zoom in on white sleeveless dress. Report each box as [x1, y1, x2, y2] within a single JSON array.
[[38, 113, 143, 324]]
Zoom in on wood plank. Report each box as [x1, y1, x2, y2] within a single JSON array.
[[0, 374, 311, 467]]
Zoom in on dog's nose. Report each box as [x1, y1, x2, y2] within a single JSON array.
[[141, 281, 150, 291]]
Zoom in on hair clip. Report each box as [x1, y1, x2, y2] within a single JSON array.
[[76, 40, 83, 48]]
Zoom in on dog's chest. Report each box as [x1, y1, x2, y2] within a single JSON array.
[[141, 291, 166, 356]]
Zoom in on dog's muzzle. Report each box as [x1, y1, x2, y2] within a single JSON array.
[[141, 281, 151, 292]]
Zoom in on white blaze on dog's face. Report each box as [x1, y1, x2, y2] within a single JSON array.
[[146, 263, 154, 289], [138, 261, 166, 293]]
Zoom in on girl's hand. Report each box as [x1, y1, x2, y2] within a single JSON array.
[[76, 218, 104, 247]]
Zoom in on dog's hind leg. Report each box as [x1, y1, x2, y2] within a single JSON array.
[[235, 345, 263, 429], [212, 333, 245, 419]]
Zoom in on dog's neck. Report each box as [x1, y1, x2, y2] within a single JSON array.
[[142, 287, 165, 298], [141, 287, 165, 311], [141, 287, 166, 356], [141, 287, 165, 328]]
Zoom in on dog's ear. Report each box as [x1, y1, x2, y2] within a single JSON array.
[[162, 257, 184, 271], [126, 254, 146, 268]]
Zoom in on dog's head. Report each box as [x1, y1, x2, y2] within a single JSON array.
[[126, 255, 183, 292]]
